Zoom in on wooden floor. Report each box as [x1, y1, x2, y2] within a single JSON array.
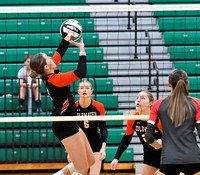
[[0, 163, 138, 175], [0, 172, 136, 175]]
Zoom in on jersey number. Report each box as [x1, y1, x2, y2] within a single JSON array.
[[84, 121, 89, 128]]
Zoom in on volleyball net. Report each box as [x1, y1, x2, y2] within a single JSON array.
[[0, 2, 200, 166]]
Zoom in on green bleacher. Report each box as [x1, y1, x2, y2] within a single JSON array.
[[0, 128, 126, 146], [0, 47, 104, 62], [0, 18, 94, 32], [0, 129, 59, 145], [0, 78, 117, 110], [154, 0, 200, 124], [0, 78, 114, 94], [149, 0, 200, 2], [174, 61, 200, 74], [0, 62, 108, 77], [164, 31, 200, 45], [59, 62, 108, 76], [0, 146, 134, 163], [0, 33, 99, 47], [0, 12, 90, 19], [169, 46, 200, 60], [188, 77, 200, 91], [0, 0, 86, 4], [107, 128, 126, 144], [158, 17, 200, 30], [105, 147, 134, 162], [0, 94, 118, 111], [154, 11, 200, 17], [190, 92, 200, 98], [0, 147, 68, 163]]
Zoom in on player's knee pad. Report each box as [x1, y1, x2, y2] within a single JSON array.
[[67, 162, 75, 174], [72, 172, 82, 175]]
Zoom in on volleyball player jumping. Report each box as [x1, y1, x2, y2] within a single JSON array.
[[30, 38, 95, 175]]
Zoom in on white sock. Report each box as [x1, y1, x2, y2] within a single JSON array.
[[67, 162, 75, 174], [53, 169, 64, 175], [72, 172, 82, 175]]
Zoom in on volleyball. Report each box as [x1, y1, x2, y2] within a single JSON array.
[[60, 19, 82, 41]]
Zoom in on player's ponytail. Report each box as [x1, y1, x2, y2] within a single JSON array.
[[29, 70, 39, 79], [30, 53, 47, 78], [168, 69, 192, 127]]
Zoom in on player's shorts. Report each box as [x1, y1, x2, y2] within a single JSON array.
[[52, 103, 79, 141], [143, 153, 160, 168], [90, 140, 102, 152], [52, 121, 79, 141], [160, 163, 200, 175]]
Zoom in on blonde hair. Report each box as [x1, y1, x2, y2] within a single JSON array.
[[140, 90, 154, 104], [168, 69, 192, 128], [78, 80, 93, 90]]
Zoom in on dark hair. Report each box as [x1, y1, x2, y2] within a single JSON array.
[[24, 54, 32, 62], [29, 53, 47, 79], [168, 69, 192, 127]]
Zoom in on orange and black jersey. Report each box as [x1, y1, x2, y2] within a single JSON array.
[[76, 100, 108, 152], [42, 39, 86, 114], [114, 112, 162, 161]]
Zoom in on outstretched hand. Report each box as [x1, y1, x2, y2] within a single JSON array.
[[69, 38, 85, 52]]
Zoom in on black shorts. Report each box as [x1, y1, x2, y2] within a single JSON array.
[[160, 164, 200, 175], [143, 153, 160, 168], [51, 105, 79, 141], [52, 121, 79, 141], [90, 140, 102, 152]]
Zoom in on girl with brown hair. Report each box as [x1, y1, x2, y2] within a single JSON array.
[[145, 69, 200, 175], [30, 38, 95, 175]]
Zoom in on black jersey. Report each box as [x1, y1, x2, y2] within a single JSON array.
[[42, 39, 86, 114], [76, 100, 108, 152], [126, 112, 162, 156], [147, 96, 200, 164], [114, 112, 162, 168], [41, 39, 86, 140]]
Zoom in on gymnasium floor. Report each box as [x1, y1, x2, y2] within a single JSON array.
[[0, 172, 136, 175]]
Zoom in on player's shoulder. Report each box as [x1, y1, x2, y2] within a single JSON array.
[[191, 97, 200, 103], [92, 100, 104, 107], [127, 112, 138, 125], [153, 96, 168, 106]]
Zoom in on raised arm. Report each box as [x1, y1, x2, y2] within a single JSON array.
[[70, 38, 86, 78], [52, 39, 70, 68], [47, 38, 86, 87]]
